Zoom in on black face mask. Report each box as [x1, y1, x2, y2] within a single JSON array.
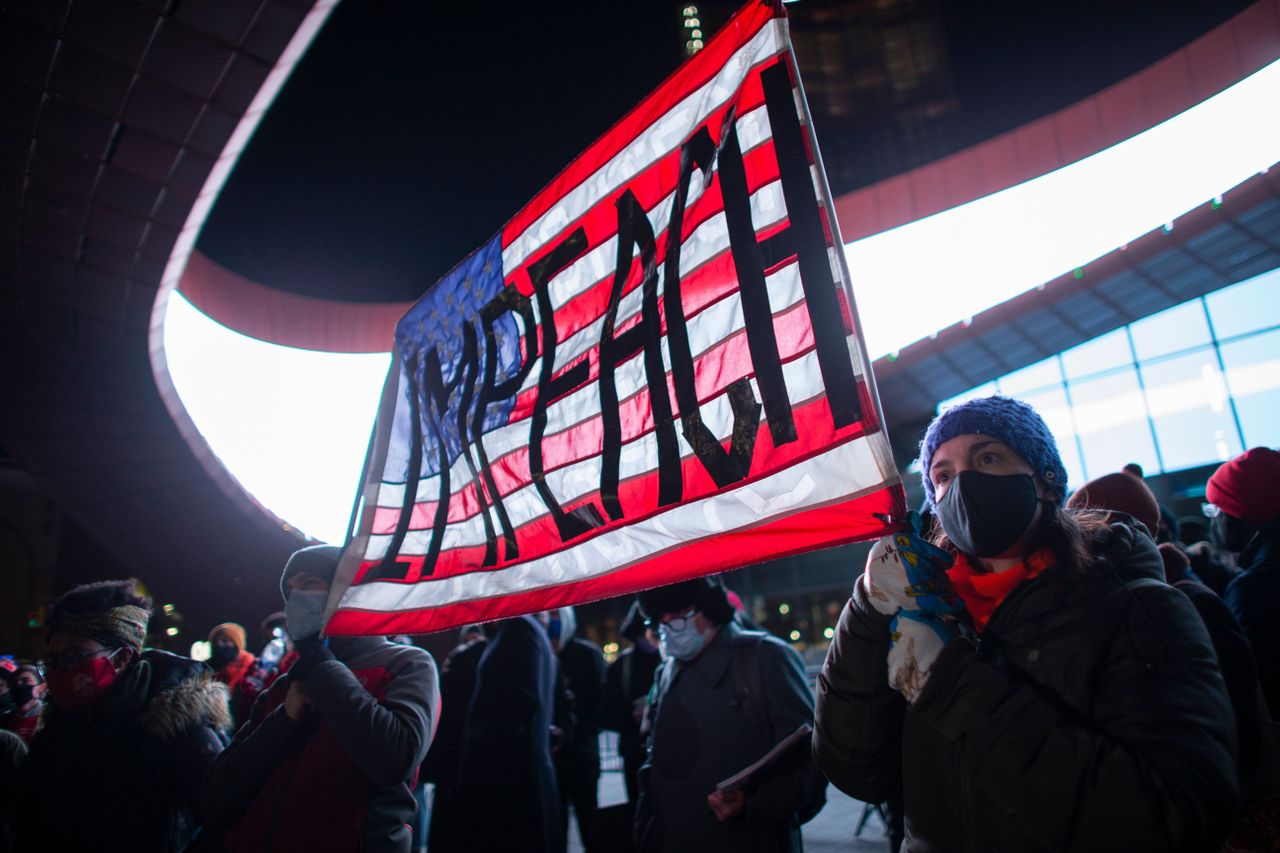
[[936, 470, 1040, 558], [10, 683, 36, 707], [210, 645, 239, 669], [1211, 512, 1255, 554]]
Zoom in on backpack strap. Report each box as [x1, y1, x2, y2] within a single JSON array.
[[730, 631, 772, 743]]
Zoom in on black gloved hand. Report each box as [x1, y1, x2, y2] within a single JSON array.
[[289, 637, 336, 686]]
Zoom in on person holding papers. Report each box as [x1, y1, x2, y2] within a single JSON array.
[[814, 396, 1239, 851], [634, 576, 826, 853]]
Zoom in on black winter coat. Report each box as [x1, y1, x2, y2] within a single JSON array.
[[455, 615, 562, 853], [558, 636, 606, 772], [15, 650, 229, 853], [1225, 522, 1280, 717], [815, 522, 1239, 852]]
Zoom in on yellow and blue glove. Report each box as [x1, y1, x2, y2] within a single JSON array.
[[862, 511, 961, 617]]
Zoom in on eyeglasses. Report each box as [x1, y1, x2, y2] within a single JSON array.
[[37, 647, 116, 677], [1201, 503, 1222, 519], [646, 608, 699, 632]]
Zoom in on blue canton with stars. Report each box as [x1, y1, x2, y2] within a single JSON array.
[[386, 232, 524, 481]]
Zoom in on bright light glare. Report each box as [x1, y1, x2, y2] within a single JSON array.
[[162, 293, 390, 543], [847, 58, 1280, 358]]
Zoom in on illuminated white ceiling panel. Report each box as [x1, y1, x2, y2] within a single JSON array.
[[847, 57, 1280, 358], [162, 292, 389, 543]]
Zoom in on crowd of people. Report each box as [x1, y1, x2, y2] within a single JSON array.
[[0, 395, 1276, 852]]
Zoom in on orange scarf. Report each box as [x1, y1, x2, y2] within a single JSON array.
[[946, 549, 1054, 634]]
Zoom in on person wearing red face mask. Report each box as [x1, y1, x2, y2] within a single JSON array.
[[14, 579, 231, 852], [1, 665, 45, 743]]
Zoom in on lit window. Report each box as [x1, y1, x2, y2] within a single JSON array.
[[1067, 366, 1159, 478], [1206, 268, 1280, 340], [692, 29, 702, 39], [1220, 329, 1280, 448], [1130, 301, 1211, 361], [685, 18, 700, 27], [1141, 350, 1241, 470], [692, 39, 703, 50]]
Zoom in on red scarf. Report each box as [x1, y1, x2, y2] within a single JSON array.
[[216, 649, 257, 691], [946, 549, 1054, 634]]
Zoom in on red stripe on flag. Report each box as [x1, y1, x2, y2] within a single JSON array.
[[368, 283, 819, 535], [501, 2, 781, 255], [328, 483, 904, 637], [360, 390, 875, 584]]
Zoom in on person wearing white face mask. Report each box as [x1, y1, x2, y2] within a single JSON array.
[[201, 545, 441, 853], [634, 576, 826, 853]]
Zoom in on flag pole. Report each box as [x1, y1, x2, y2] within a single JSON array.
[[778, 22, 894, 450]]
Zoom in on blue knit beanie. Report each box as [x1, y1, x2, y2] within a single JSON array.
[[919, 396, 1068, 509]]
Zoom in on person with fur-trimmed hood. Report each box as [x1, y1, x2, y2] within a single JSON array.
[[14, 579, 230, 852], [201, 545, 440, 853]]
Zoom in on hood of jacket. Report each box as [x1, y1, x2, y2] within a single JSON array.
[[40, 649, 230, 741], [1239, 520, 1280, 574], [1089, 519, 1164, 583]]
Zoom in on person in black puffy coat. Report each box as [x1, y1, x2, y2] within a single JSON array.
[[814, 396, 1239, 851], [15, 580, 229, 853]]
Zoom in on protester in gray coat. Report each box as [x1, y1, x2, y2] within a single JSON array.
[[636, 577, 826, 853], [201, 545, 440, 853]]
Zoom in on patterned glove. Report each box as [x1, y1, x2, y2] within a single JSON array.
[[887, 611, 954, 703], [862, 511, 960, 617]]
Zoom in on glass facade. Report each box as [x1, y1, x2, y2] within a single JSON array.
[[940, 267, 1280, 486]]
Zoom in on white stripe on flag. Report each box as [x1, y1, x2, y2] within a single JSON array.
[[371, 344, 835, 555], [540, 103, 775, 317], [501, 22, 785, 274], [375, 258, 814, 511], [346, 432, 891, 611]]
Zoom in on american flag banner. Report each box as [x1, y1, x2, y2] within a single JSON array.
[[324, 0, 905, 636]]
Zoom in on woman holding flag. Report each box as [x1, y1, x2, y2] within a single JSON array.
[[813, 396, 1239, 850]]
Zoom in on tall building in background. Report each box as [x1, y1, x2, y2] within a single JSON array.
[[787, 0, 959, 194], [682, 0, 959, 195]]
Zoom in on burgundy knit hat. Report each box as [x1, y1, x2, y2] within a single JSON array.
[[1067, 472, 1160, 536], [1206, 447, 1280, 523]]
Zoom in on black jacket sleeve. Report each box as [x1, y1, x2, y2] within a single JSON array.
[[914, 577, 1239, 850], [812, 576, 904, 804], [200, 684, 312, 829]]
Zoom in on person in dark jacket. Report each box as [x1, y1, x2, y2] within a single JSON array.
[[15, 579, 230, 853], [602, 600, 662, 806], [422, 624, 489, 852], [201, 545, 440, 853], [636, 576, 827, 853], [454, 614, 563, 853], [1210, 446, 1280, 716], [815, 396, 1239, 851], [1070, 469, 1266, 779], [540, 606, 606, 852], [208, 622, 259, 727], [1, 665, 44, 744], [0, 728, 25, 853]]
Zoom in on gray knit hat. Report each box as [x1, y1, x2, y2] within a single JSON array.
[[279, 544, 343, 599]]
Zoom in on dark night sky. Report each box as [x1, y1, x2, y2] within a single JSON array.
[[198, 0, 1252, 305]]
